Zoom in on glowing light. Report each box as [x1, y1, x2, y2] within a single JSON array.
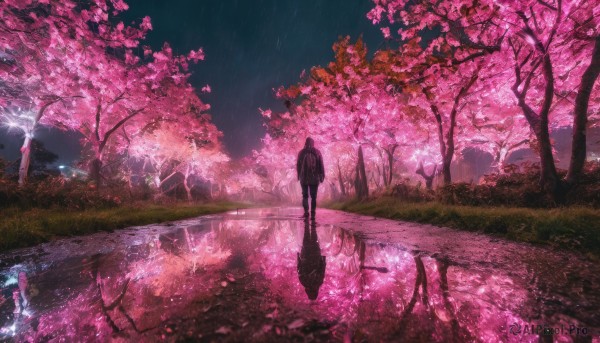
[[1, 109, 37, 137], [0, 323, 17, 337], [524, 34, 536, 46], [4, 277, 17, 287]]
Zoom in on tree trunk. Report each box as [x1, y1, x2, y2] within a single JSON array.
[[90, 157, 103, 188], [125, 168, 134, 200], [509, 19, 561, 199], [354, 145, 369, 200], [394, 254, 430, 337], [438, 260, 461, 341], [18, 135, 33, 186], [90, 140, 106, 188], [439, 73, 477, 185], [431, 106, 453, 185], [88, 105, 145, 189], [380, 162, 387, 187], [17, 101, 57, 186], [538, 116, 560, 195], [377, 149, 388, 187], [184, 166, 193, 202], [514, 104, 560, 196], [385, 147, 395, 186], [370, 170, 380, 190], [329, 182, 339, 200], [430, 103, 449, 185], [495, 139, 529, 173], [441, 158, 452, 185], [442, 102, 456, 185], [566, 36, 600, 186], [359, 146, 368, 198], [153, 166, 179, 197], [495, 148, 509, 174], [416, 162, 437, 190], [337, 162, 346, 196]]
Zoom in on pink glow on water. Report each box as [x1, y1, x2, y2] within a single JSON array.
[[1, 213, 597, 341]]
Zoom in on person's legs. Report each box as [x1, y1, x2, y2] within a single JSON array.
[[309, 184, 318, 216], [301, 183, 309, 216]]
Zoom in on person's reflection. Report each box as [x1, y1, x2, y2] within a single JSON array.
[[297, 218, 326, 300]]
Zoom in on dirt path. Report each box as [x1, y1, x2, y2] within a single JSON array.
[[0, 208, 598, 342]]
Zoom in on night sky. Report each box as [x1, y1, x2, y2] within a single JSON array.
[[0, 0, 384, 163]]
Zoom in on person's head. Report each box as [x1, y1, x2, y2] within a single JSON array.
[[305, 137, 314, 148]]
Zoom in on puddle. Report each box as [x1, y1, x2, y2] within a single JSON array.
[[0, 208, 598, 342]]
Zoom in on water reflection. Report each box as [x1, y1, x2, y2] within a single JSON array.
[[297, 219, 326, 300], [0, 211, 597, 342]]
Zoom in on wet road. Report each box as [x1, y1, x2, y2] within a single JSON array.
[[0, 208, 598, 342]]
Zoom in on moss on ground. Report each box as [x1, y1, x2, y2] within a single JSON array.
[[327, 197, 600, 259]]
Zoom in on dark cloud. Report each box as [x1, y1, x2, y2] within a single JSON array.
[[121, 0, 384, 158]]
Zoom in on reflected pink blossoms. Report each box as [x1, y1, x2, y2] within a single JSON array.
[[0, 209, 597, 342]]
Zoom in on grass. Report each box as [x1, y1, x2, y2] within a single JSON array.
[[0, 201, 246, 253], [327, 197, 600, 259], [5, 196, 599, 259]]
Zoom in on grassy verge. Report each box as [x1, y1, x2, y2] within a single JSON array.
[[328, 197, 600, 259], [0, 201, 246, 253]]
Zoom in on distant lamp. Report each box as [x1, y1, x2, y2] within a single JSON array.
[[59, 165, 65, 169]]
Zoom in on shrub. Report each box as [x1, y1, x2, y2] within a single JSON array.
[[436, 182, 485, 206], [390, 162, 600, 208], [390, 178, 434, 202], [0, 177, 123, 210], [564, 161, 600, 207]]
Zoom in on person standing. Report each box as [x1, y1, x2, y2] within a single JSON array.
[[296, 137, 325, 218]]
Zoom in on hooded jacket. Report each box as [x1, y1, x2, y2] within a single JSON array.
[[296, 137, 325, 185]]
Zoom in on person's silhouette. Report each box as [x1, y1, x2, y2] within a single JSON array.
[[297, 219, 326, 300], [296, 137, 325, 218]]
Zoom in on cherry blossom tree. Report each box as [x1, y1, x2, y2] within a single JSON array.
[[457, 71, 533, 173], [262, 36, 463, 199], [477, 0, 599, 192], [277, 37, 413, 198], [0, 0, 211, 189], [369, 0, 600, 199], [369, 1, 499, 185], [325, 142, 356, 197], [69, 46, 207, 187], [466, 109, 532, 173], [404, 124, 442, 188], [0, 0, 102, 185], [1, 0, 151, 185], [252, 134, 299, 201], [127, 113, 227, 201], [227, 168, 263, 200], [556, 0, 600, 185]]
